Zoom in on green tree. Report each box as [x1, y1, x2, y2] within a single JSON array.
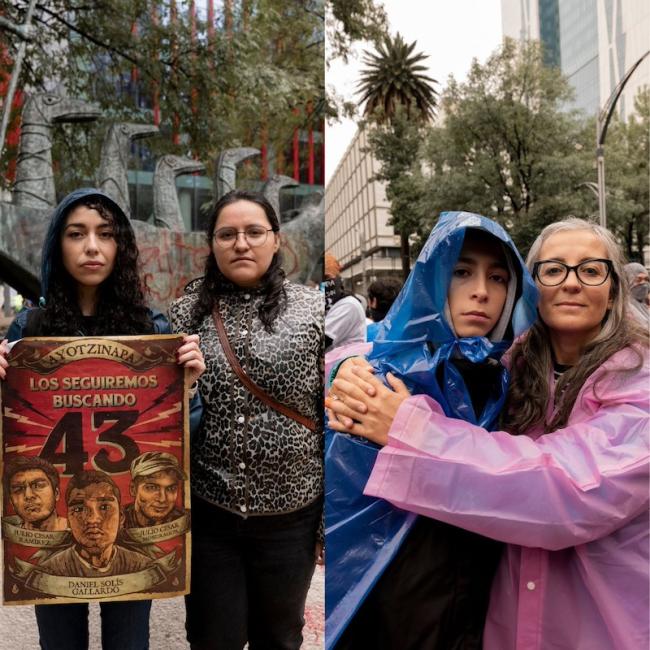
[[358, 33, 437, 123], [358, 33, 438, 278], [324, 0, 388, 121], [365, 108, 428, 275], [419, 38, 593, 255], [0, 0, 323, 194], [326, 0, 387, 63]]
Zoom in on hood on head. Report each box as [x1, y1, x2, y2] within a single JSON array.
[[371, 211, 538, 354], [40, 188, 131, 303]]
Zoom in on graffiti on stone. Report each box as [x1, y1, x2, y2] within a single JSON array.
[[0, 93, 324, 312]]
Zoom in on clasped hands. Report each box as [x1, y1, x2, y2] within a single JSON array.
[[325, 357, 411, 446]]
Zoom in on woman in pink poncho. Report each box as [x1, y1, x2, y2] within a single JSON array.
[[326, 218, 649, 650]]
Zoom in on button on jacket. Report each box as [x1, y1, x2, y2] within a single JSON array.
[[169, 280, 324, 517]]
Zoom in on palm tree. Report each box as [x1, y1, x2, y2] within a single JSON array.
[[357, 33, 438, 123], [357, 34, 438, 278]]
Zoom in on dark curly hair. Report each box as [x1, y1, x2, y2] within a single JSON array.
[[191, 189, 287, 333], [28, 199, 153, 336]]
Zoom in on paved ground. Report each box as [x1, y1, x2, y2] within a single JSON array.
[[0, 565, 324, 649]]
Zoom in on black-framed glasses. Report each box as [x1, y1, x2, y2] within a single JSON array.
[[213, 226, 274, 249], [533, 259, 613, 287]]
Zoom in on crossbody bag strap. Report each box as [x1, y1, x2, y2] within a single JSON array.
[[212, 302, 317, 432]]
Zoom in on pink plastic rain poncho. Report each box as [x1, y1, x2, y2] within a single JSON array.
[[364, 347, 649, 649]]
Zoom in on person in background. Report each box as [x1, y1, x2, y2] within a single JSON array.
[[623, 262, 649, 324], [366, 277, 402, 342], [353, 292, 372, 327], [323, 252, 366, 351]]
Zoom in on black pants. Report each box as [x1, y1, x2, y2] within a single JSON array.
[[335, 516, 502, 650], [35, 600, 151, 650], [185, 495, 320, 650]]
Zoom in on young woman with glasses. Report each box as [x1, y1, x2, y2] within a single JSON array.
[[326, 218, 649, 649], [169, 189, 323, 650]]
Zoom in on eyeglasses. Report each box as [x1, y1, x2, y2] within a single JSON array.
[[213, 226, 274, 248], [533, 259, 613, 287]]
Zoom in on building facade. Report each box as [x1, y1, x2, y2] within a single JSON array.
[[501, 0, 650, 117], [325, 128, 402, 295]]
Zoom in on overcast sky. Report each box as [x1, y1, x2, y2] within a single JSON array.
[[326, 0, 504, 184]]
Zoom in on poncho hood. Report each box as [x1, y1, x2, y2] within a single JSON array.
[[368, 211, 538, 426]]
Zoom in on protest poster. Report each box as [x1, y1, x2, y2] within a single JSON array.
[[1, 335, 190, 605]]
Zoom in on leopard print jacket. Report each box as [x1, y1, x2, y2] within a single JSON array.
[[169, 279, 324, 518]]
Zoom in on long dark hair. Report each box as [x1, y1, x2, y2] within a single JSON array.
[[191, 189, 287, 333], [30, 199, 153, 336]]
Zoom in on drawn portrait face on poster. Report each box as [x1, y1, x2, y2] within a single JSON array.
[[2, 335, 190, 604], [126, 452, 186, 528], [4, 457, 67, 532], [35, 470, 153, 579], [65, 471, 123, 567]]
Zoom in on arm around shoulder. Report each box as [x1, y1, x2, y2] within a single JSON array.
[[365, 359, 650, 550]]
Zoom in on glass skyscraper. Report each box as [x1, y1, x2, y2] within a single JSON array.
[[501, 0, 649, 118]]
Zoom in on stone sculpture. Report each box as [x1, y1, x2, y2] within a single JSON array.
[[98, 122, 159, 218], [14, 94, 100, 208], [213, 147, 259, 199], [1, 93, 324, 309], [262, 174, 299, 223], [153, 155, 205, 231]]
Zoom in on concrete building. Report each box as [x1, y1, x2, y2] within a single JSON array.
[[501, 0, 650, 118], [325, 128, 403, 295]]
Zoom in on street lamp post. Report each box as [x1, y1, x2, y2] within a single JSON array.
[[354, 226, 367, 296], [575, 181, 599, 197], [575, 182, 599, 220], [596, 50, 649, 229]]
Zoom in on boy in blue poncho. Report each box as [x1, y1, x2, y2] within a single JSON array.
[[324, 212, 538, 650]]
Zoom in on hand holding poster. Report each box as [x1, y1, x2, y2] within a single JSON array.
[[1, 335, 190, 605]]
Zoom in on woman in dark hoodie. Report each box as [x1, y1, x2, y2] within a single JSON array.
[[0, 188, 205, 650]]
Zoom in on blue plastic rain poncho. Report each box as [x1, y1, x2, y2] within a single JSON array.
[[324, 212, 539, 647]]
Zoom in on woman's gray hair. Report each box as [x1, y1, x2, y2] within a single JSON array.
[[503, 217, 648, 434], [525, 217, 626, 346]]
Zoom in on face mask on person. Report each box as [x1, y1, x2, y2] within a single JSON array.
[[631, 282, 650, 303]]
